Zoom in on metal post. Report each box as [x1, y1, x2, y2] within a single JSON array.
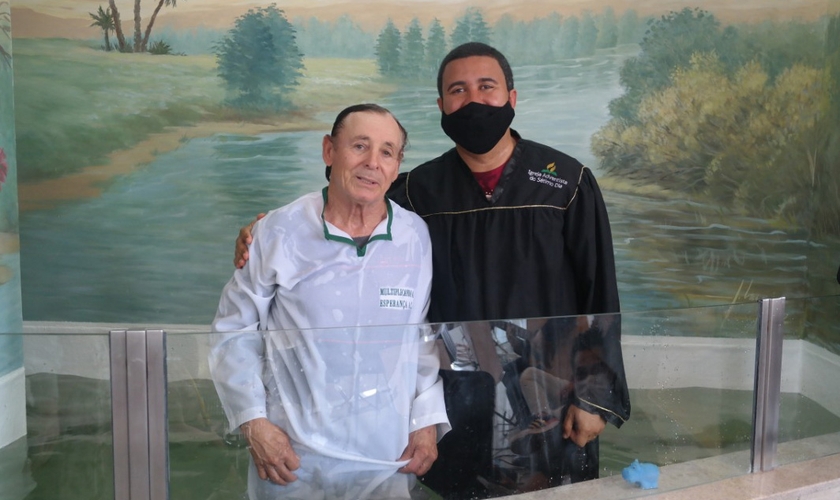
[[146, 330, 169, 500], [751, 297, 785, 473], [126, 330, 151, 500], [110, 330, 130, 500], [110, 330, 169, 500]]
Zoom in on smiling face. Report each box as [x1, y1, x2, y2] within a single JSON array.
[[322, 110, 404, 208], [437, 55, 517, 115]]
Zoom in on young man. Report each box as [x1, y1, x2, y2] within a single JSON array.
[[390, 42, 629, 490]]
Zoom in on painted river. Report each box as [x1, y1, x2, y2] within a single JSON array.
[[18, 45, 840, 325]]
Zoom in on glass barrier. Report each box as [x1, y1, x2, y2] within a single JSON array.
[[776, 294, 840, 468], [166, 302, 762, 499], [598, 302, 760, 495], [167, 324, 447, 500], [0, 330, 115, 500], [7, 298, 837, 499]]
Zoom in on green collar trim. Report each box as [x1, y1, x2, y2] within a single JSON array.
[[320, 187, 393, 257]]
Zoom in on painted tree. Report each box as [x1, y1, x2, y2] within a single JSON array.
[[451, 7, 491, 47], [828, 15, 840, 115], [596, 7, 619, 49], [296, 17, 328, 57], [610, 8, 735, 123], [450, 11, 471, 48], [595, 53, 737, 187], [558, 15, 580, 59], [331, 14, 375, 58], [101, 1, 182, 53], [809, 13, 840, 236], [141, 0, 180, 52], [375, 19, 401, 77], [491, 14, 517, 60], [468, 8, 492, 45], [578, 11, 599, 57], [424, 18, 447, 76], [617, 9, 641, 45], [525, 13, 557, 63], [108, 0, 128, 51], [738, 20, 826, 83], [593, 52, 831, 229], [133, 0, 142, 51], [400, 18, 425, 79], [89, 6, 115, 51], [294, 16, 373, 58], [215, 5, 303, 110]]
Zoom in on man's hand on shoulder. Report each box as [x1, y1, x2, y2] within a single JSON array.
[[240, 417, 300, 485], [234, 213, 265, 269]]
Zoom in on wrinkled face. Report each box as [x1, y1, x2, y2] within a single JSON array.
[[437, 55, 517, 115], [323, 111, 403, 206]]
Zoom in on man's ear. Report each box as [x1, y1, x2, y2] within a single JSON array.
[[437, 96, 443, 112], [322, 134, 333, 166], [509, 88, 518, 109]]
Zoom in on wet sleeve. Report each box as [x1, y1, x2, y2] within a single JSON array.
[[410, 328, 451, 439], [207, 331, 268, 433], [209, 221, 277, 433]]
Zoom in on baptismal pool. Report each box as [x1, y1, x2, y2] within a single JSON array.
[[6, 373, 840, 500]]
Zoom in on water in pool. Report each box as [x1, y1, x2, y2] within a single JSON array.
[[4, 374, 840, 499]]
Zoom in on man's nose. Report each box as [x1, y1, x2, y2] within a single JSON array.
[[363, 149, 380, 169]]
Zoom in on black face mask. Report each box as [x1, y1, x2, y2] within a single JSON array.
[[440, 101, 515, 155]]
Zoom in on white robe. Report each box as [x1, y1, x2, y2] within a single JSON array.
[[209, 191, 450, 499]]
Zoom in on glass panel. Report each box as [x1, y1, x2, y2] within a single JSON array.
[[166, 329, 250, 500], [0, 330, 114, 500], [171, 303, 762, 499], [6, 299, 837, 498], [598, 302, 759, 494], [777, 294, 840, 467], [8, 299, 837, 499], [168, 324, 446, 500]]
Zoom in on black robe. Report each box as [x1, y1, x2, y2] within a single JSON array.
[[391, 134, 620, 323], [388, 132, 631, 491]]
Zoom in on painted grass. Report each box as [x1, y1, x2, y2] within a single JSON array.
[[12, 38, 393, 182]]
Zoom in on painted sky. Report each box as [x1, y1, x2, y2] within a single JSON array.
[[14, 0, 838, 32]]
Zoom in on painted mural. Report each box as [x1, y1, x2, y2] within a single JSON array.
[[7, 1, 840, 345], [1, 0, 23, 375]]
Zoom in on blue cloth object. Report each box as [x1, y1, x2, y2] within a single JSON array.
[[622, 459, 659, 489]]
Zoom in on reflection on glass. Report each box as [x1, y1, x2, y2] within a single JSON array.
[[207, 324, 446, 500], [5, 297, 840, 499], [2, 333, 114, 500], [601, 303, 759, 477]]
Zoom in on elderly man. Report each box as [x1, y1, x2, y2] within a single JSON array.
[[210, 103, 450, 500]]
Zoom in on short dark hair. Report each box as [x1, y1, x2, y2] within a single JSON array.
[[330, 103, 408, 154], [436, 42, 515, 97]]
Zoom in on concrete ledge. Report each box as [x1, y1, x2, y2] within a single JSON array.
[[507, 433, 840, 500], [614, 455, 840, 500]]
